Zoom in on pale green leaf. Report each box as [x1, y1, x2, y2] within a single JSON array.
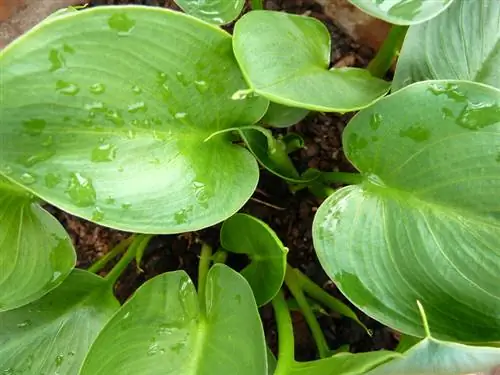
[[80, 264, 267, 374], [0, 177, 75, 311], [174, 0, 244, 25], [394, 0, 500, 90], [313, 80, 500, 341], [0, 6, 267, 234], [349, 0, 454, 25], [221, 213, 287, 306], [0, 270, 119, 375], [233, 11, 390, 112]]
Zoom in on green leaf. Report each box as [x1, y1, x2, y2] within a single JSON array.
[[262, 102, 309, 128], [233, 11, 390, 113], [291, 351, 399, 375], [349, 0, 455, 25], [174, 0, 245, 25], [0, 177, 75, 311], [239, 129, 313, 183], [0, 6, 268, 234], [393, 0, 500, 90], [220, 214, 287, 306], [267, 347, 277, 375], [80, 264, 267, 374], [0, 269, 119, 375], [312, 80, 500, 342], [366, 338, 500, 375]]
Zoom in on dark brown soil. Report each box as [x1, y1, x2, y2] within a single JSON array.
[[50, 0, 397, 361]]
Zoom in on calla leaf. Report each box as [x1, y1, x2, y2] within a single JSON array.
[[262, 102, 309, 128], [0, 177, 75, 311], [394, 0, 500, 90], [349, 0, 455, 25], [233, 11, 390, 113], [0, 6, 267, 234], [221, 214, 287, 306], [313, 80, 500, 342], [0, 269, 119, 375], [174, 0, 245, 25], [80, 264, 267, 374]]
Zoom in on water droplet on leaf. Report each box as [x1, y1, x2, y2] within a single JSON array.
[[132, 85, 142, 95], [55, 354, 64, 367], [369, 113, 382, 130], [174, 112, 187, 119], [194, 80, 208, 93], [127, 101, 147, 113], [399, 125, 430, 142], [20, 150, 56, 167], [175, 71, 189, 86], [48, 49, 65, 72], [20, 173, 36, 185], [56, 80, 79, 96], [428, 82, 467, 102], [45, 173, 61, 188], [17, 320, 31, 328], [66, 172, 96, 207], [456, 102, 500, 130], [91, 143, 117, 162], [108, 13, 136, 34], [91, 207, 105, 222], [90, 83, 106, 95], [22, 119, 46, 136]]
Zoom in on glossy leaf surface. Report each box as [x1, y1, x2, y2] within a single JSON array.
[[262, 102, 309, 128], [349, 0, 454, 25], [313, 81, 500, 341], [366, 338, 500, 375], [291, 351, 399, 375], [80, 265, 267, 374], [221, 214, 287, 306], [0, 177, 75, 311], [0, 6, 267, 234], [233, 11, 390, 112], [0, 270, 119, 375], [394, 0, 500, 90], [174, 0, 244, 25]]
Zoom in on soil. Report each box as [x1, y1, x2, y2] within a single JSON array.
[[49, 0, 398, 362]]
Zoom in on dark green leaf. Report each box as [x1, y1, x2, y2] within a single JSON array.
[[174, 0, 244, 25], [221, 214, 287, 306], [0, 270, 119, 374], [313, 81, 500, 341], [262, 102, 309, 128], [233, 11, 390, 112], [0, 177, 75, 311], [80, 264, 267, 374], [0, 6, 267, 234], [349, 0, 454, 25], [394, 0, 500, 90]]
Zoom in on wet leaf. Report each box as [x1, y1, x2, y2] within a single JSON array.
[[349, 0, 454, 25], [174, 0, 244, 25], [313, 81, 500, 341], [233, 11, 390, 112], [221, 214, 287, 306], [0, 176, 75, 311], [80, 265, 267, 374], [0, 270, 119, 375], [0, 6, 267, 234], [394, 0, 500, 90]]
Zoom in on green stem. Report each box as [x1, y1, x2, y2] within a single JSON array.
[[198, 244, 213, 314], [295, 269, 371, 334], [285, 265, 330, 358], [321, 171, 364, 185], [367, 24, 408, 78], [88, 236, 134, 274], [250, 0, 264, 10], [308, 183, 336, 200], [105, 234, 152, 286], [271, 290, 295, 375], [212, 248, 228, 264]]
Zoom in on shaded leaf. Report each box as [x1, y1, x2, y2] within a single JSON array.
[[233, 11, 390, 112], [0, 176, 75, 311], [262, 102, 309, 128], [394, 0, 500, 90], [0, 6, 267, 234], [0, 269, 119, 374], [80, 264, 267, 374], [313, 81, 500, 341], [221, 214, 287, 306]]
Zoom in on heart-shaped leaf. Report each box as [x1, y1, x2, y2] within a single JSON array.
[[262, 102, 309, 128], [0, 269, 119, 375], [393, 0, 500, 90], [367, 339, 500, 375], [221, 213, 287, 306], [174, 0, 244, 25], [0, 6, 267, 234], [80, 264, 267, 374], [233, 11, 390, 112], [313, 80, 500, 342], [0, 177, 75, 311], [349, 0, 455, 25], [291, 351, 399, 375]]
